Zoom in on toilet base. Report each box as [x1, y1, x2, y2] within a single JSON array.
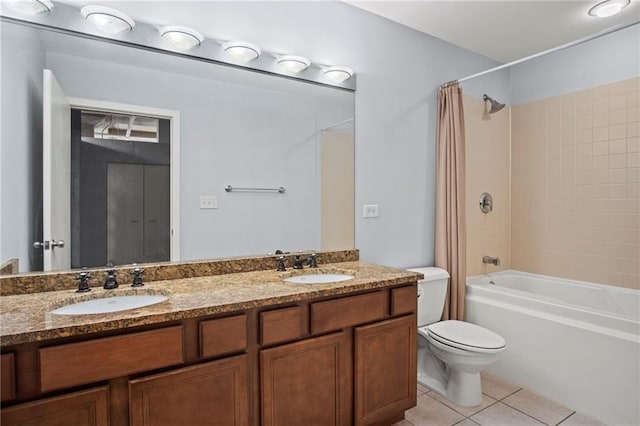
[[446, 369, 482, 406], [418, 370, 483, 407]]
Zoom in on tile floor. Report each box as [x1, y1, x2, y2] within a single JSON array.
[[395, 372, 605, 426]]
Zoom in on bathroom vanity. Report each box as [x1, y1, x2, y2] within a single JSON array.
[[0, 251, 421, 425]]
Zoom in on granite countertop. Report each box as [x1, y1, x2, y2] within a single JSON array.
[[0, 261, 422, 346]]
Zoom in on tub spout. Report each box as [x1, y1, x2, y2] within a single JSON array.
[[482, 256, 500, 266]]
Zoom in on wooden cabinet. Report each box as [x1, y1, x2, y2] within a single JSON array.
[[1, 386, 109, 426], [354, 315, 417, 425], [260, 332, 350, 426], [1, 352, 15, 402], [129, 355, 249, 426], [1, 282, 418, 426]]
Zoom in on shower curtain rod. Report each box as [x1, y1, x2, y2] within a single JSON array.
[[440, 21, 639, 89]]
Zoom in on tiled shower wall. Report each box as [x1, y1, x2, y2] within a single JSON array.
[[464, 95, 511, 276], [511, 77, 640, 289]]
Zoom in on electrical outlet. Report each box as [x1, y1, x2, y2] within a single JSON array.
[[363, 204, 379, 218], [200, 195, 218, 209]]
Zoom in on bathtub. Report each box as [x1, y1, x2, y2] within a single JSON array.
[[466, 270, 640, 426]]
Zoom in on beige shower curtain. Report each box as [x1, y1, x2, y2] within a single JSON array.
[[435, 84, 467, 321]]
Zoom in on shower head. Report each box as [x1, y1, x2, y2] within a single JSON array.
[[483, 94, 505, 114]]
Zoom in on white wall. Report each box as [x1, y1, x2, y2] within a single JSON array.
[[510, 24, 640, 105]]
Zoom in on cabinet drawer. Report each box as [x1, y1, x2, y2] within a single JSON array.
[[391, 285, 417, 316], [39, 326, 184, 392], [1, 352, 15, 402], [200, 314, 247, 358], [311, 291, 387, 334], [260, 306, 305, 346]]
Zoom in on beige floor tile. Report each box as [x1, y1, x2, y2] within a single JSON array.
[[418, 383, 430, 395], [471, 402, 545, 426], [453, 419, 480, 426], [502, 389, 574, 426], [392, 420, 413, 426], [405, 394, 465, 426], [558, 412, 605, 426], [481, 372, 522, 400], [428, 390, 497, 417]]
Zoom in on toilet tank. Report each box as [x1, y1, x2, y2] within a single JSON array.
[[407, 267, 450, 326]]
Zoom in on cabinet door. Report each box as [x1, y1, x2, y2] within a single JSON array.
[[1, 386, 109, 426], [261, 332, 349, 426], [129, 355, 248, 426], [355, 315, 417, 425]]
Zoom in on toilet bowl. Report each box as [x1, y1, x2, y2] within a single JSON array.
[[409, 267, 506, 407]]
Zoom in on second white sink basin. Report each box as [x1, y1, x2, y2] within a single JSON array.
[[284, 273, 354, 284], [51, 295, 168, 315]]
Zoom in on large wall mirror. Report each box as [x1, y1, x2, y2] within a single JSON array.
[[0, 19, 355, 274]]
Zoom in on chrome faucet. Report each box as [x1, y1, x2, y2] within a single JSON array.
[[482, 256, 500, 266]]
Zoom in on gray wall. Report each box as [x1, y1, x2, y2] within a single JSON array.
[[0, 23, 45, 271], [510, 24, 640, 105]]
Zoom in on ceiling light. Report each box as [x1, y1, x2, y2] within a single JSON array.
[[160, 26, 204, 50], [81, 5, 135, 35], [323, 66, 354, 82], [276, 55, 311, 73], [3, 0, 53, 14], [588, 0, 630, 17], [222, 41, 262, 63]]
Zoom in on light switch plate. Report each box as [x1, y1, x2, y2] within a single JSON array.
[[363, 204, 379, 218], [200, 195, 218, 209]]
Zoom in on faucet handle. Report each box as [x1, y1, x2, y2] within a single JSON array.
[[75, 271, 92, 293], [131, 266, 145, 287], [104, 265, 119, 290], [276, 256, 286, 272], [306, 253, 318, 268]]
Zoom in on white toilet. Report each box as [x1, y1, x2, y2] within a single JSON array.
[[409, 267, 506, 407]]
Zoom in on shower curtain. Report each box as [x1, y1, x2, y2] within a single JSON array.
[[435, 84, 467, 321]]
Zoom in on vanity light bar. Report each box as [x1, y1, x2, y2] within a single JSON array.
[[5, 2, 355, 86]]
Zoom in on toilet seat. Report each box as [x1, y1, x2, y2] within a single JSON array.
[[420, 320, 506, 354]]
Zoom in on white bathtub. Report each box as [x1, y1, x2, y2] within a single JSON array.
[[466, 270, 640, 426]]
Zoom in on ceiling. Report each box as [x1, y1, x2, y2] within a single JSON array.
[[50, 1, 639, 66], [346, 0, 640, 63]]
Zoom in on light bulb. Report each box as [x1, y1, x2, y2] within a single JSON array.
[[3, 0, 53, 14], [81, 5, 135, 35], [324, 66, 354, 82], [161, 26, 203, 50], [222, 41, 261, 63], [277, 55, 311, 73]]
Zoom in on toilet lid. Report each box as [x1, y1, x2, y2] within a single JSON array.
[[427, 320, 506, 350]]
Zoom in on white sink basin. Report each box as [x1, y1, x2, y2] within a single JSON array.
[[284, 273, 354, 284], [51, 295, 168, 315]]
